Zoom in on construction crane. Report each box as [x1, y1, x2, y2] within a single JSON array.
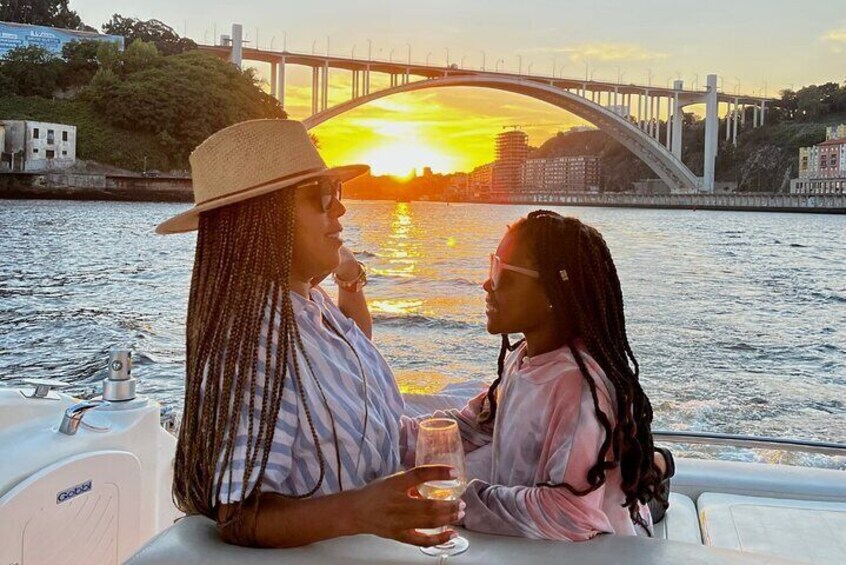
[[501, 123, 569, 131]]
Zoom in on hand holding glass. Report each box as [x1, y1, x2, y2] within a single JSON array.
[[415, 418, 469, 557]]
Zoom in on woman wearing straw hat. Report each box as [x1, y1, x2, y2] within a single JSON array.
[[159, 119, 463, 548]]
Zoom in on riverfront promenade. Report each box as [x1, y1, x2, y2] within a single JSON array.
[[2, 171, 844, 213], [479, 192, 846, 214]]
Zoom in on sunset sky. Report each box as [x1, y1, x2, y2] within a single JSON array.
[[77, 1, 846, 175]]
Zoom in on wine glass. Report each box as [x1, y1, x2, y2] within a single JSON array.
[[415, 418, 469, 557]]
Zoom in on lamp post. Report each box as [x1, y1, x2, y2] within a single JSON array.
[[426, 51, 432, 65], [461, 55, 467, 69], [312, 40, 317, 55], [367, 39, 372, 60], [445, 47, 450, 67], [407, 43, 411, 64], [389, 48, 395, 62], [496, 58, 504, 72], [517, 54, 522, 75], [326, 35, 330, 56], [527, 62, 533, 75], [481, 50, 486, 71]]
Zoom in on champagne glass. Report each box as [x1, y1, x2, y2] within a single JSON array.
[[415, 418, 469, 557]]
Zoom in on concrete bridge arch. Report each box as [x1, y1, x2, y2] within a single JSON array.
[[302, 75, 700, 193]]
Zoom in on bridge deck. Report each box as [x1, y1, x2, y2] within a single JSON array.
[[198, 45, 773, 105]]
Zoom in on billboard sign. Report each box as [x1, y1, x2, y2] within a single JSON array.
[[0, 21, 124, 58]]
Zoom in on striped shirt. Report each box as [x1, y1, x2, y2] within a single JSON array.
[[217, 287, 404, 503]]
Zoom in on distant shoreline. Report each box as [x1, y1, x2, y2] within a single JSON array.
[[0, 172, 192, 203], [2, 172, 845, 214]]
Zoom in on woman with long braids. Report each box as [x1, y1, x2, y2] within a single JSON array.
[[403, 210, 672, 540], [157, 120, 462, 548]]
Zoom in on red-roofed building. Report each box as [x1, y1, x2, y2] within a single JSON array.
[[791, 125, 846, 194]]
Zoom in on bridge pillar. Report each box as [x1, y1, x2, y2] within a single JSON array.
[[657, 97, 662, 139], [732, 97, 739, 146], [665, 100, 672, 150], [311, 67, 319, 115], [270, 62, 277, 98], [321, 62, 329, 111], [277, 57, 286, 108], [725, 101, 731, 141], [230, 24, 243, 69], [703, 74, 719, 192], [365, 65, 371, 95], [760, 100, 766, 126]]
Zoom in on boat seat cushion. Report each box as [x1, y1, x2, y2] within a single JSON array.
[[653, 492, 702, 544], [126, 515, 781, 564], [698, 492, 846, 564]]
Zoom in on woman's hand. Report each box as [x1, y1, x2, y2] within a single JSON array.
[[347, 465, 465, 547], [334, 246, 361, 281], [311, 246, 359, 287]]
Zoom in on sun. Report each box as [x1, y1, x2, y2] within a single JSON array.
[[357, 141, 457, 176]]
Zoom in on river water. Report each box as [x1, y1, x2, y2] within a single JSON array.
[[1, 199, 844, 467]]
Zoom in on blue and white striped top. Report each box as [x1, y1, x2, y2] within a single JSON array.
[[217, 287, 404, 503]]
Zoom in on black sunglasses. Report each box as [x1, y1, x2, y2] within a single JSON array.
[[297, 178, 343, 212]]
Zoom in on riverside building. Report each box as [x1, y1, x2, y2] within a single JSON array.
[[0, 120, 77, 172], [792, 124, 846, 194], [469, 162, 494, 197], [521, 155, 601, 194], [492, 130, 529, 195]]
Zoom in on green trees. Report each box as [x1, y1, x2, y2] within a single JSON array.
[[83, 47, 284, 167], [0, 38, 284, 170], [0, 45, 60, 96], [0, 2, 285, 171], [58, 39, 100, 88], [101, 15, 196, 56], [780, 81, 846, 121], [0, 0, 87, 30]]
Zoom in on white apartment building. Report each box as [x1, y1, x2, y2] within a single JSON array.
[[0, 120, 77, 172]]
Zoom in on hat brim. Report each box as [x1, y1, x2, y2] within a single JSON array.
[[156, 164, 369, 235]]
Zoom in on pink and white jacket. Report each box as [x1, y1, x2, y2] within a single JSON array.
[[402, 341, 651, 541]]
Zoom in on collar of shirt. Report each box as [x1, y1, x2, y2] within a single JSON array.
[[514, 342, 579, 384], [289, 288, 326, 326]]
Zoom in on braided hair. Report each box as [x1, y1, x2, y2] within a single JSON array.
[[173, 189, 342, 538], [479, 210, 664, 527]]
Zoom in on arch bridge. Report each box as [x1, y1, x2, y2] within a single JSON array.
[[202, 24, 776, 193]]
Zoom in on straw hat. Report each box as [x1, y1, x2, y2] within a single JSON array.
[[156, 119, 368, 234]]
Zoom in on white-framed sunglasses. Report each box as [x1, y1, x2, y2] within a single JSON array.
[[297, 177, 343, 212], [489, 254, 540, 290]]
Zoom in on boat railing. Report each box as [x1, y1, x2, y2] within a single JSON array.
[[653, 430, 846, 457]]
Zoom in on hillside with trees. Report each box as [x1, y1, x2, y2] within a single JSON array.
[[536, 82, 846, 192], [0, 3, 283, 171]]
